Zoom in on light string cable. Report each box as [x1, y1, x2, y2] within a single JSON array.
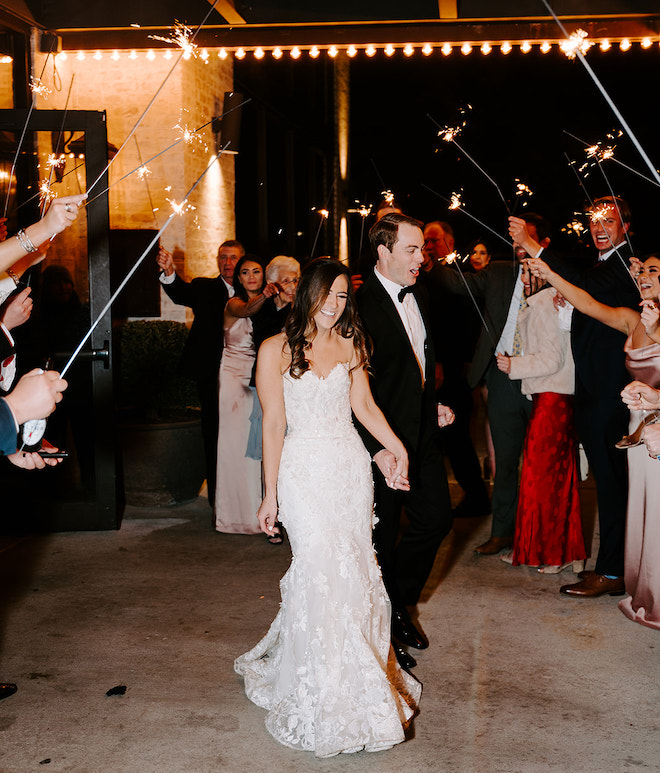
[[542, 0, 660, 186], [85, 0, 221, 195], [3, 47, 56, 217], [60, 145, 229, 378]]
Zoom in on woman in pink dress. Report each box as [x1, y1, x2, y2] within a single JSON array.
[[530, 254, 660, 629]]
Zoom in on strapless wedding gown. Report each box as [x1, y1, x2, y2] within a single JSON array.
[[234, 363, 421, 758]]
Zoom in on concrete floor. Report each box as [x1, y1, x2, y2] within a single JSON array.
[[1, 477, 659, 773]]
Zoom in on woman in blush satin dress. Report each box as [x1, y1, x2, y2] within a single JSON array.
[[235, 258, 420, 758], [530, 254, 660, 626], [214, 255, 278, 535]]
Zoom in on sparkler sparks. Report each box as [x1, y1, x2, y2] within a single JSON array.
[[137, 165, 152, 181], [357, 203, 371, 218], [449, 191, 463, 210], [560, 29, 592, 59], [39, 180, 56, 208], [589, 203, 611, 223], [561, 218, 586, 237], [149, 22, 197, 58], [167, 197, 196, 216], [46, 153, 66, 170], [30, 77, 51, 99], [381, 190, 394, 205]]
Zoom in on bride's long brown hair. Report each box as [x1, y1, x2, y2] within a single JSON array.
[[285, 257, 370, 378]]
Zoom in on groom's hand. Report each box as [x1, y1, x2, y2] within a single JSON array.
[[374, 449, 410, 491]]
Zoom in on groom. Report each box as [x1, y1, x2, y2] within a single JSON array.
[[356, 213, 454, 669]]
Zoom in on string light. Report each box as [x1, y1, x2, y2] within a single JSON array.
[[48, 38, 660, 65]]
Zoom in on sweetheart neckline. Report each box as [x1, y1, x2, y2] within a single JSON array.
[[301, 362, 349, 381]]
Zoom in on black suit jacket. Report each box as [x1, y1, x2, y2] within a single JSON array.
[[542, 244, 639, 396], [160, 273, 229, 382], [434, 261, 519, 388], [355, 271, 437, 458]]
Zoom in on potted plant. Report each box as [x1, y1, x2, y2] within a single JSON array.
[[116, 320, 205, 506]]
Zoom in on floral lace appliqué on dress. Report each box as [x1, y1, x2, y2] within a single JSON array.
[[234, 363, 421, 758]]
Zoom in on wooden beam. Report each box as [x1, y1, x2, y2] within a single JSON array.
[[438, 0, 458, 20], [210, 0, 246, 25]]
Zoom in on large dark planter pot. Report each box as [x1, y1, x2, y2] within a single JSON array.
[[120, 419, 206, 506]]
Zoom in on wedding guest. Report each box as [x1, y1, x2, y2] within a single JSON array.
[[214, 255, 278, 535], [496, 261, 585, 574], [531, 254, 660, 619]]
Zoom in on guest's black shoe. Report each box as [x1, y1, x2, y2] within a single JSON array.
[[393, 646, 416, 671], [0, 683, 17, 700], [392, 609, 429, 650]]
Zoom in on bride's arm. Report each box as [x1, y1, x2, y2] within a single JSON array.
[[255, 336, 287, 536], [350, 364, 410, 491]]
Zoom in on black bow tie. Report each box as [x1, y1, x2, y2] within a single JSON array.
[[398, 286, 414, 302]]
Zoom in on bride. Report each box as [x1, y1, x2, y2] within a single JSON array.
[[234, 257, 421, 758]]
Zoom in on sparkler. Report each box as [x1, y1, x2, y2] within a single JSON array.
[[564, 129, 660, 188], [310, 206, 330, 259], [429, 112, 510, 215], [449, 191, 463, 210], [86, 0, 222, 195], [61, 146, 229, 379], [134, 136, 159, 229], [149, 22, 198, 58], [3, 46, 57, 217], [559, 29, 592, 60], [421, 184, 512, 249], [542, 0, 660, 187]]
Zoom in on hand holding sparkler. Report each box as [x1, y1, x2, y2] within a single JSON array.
[[621, 380, 660, 412], [3, 369, 67, 426], [629, 256, 643, 281], [508, 217, 542, 259], [0, 193, 85, 275], [527, 257, 554, 283], [156, 246, 175, 277], [495, 353, 512, 374], [640, 299, 660, 339]]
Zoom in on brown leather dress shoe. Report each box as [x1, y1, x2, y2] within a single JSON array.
[[474, 536, 513, 555], [560, 574, 625, 597]]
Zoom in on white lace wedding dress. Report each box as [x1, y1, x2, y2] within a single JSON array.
[[234, 363, 421, 758]]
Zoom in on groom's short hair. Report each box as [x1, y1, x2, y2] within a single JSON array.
[[369, 213, 423, 254]]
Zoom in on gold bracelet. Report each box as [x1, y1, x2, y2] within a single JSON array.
[[15, 229, 38, 253]]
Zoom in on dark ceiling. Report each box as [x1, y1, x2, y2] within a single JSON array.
[[2, 1, 659, 50]]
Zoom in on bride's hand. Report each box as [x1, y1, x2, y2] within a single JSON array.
[[374, 449, 410, 491], [257, 497, 279, 535]]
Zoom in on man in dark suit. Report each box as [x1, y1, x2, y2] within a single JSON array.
[[157, 241, 243, 505], [510, 196, 639, 597], [356, 213, 455, 670], [435, 214, 551, 555]]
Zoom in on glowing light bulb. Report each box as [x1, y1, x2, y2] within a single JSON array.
[[422, 43, 433, 55], [481, 42, 492, 55], [347, 45, 357, 58], [366, 45, 376, 57], [235, 48, 246, 59], [94, 50, 103, 60], [620, 38, 631, 51], [218, 48, 228, 59], [403, 44, 414, 57], [521, 41, 532, 53], [501, 42, 512, 54], [328, 46, 338, 58], [540, 41, 551, 53], [290, 46, 301, 59], [384, 44, 395, 57], [254, 47, 264, 59], [461, 42, 472, 55], [272, 47, 283, 59], [442, 43, 452, 56], [310, 46, 320, 58], [599, 39, 611, 51]]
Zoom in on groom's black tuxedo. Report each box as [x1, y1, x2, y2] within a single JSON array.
[[356, 271, 452, 609]]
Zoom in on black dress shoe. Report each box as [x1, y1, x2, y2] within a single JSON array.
[[0, 683, 17, 700], [392, 609, 429, 650], [393, 646, 416, 671]]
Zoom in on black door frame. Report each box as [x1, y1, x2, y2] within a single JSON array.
[[0, 108, 119, 531]]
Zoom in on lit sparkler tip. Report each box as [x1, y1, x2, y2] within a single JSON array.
[[449, 191, 463, 210], [46, 153, 66, 169], [39, 180, 56, 206], [149, 21, 197, 57], [562, 218, 586, 237], [381, 189, 395, 205], [30, 76, 51, 99], [357, 203, 372, 218], [589, 203, 610, 223], [137, 165, 152, 180], [167, 197, 196, 216], [561, 28, 592, 59], [444, 251, 458, 264], [318, 209, 329, 219]]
